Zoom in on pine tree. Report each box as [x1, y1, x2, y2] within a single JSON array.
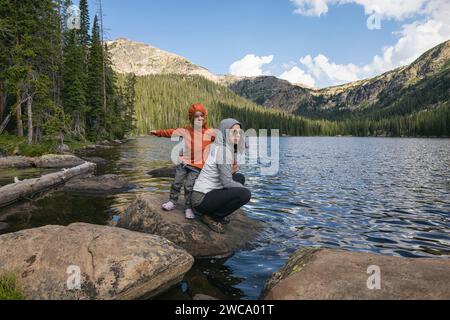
[[123, 73, 137, 134], [86, 15, 105, 139], [62, 29, 87, 137], [78, 0, 90, 47]]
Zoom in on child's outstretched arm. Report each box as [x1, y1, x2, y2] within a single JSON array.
[[149, 128, 177, 138]]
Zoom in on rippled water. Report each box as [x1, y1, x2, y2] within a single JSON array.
[[1, 137, 449, 300]]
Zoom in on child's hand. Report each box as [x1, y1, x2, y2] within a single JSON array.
[[232, 163, 240, 174], [150, 130, 157, 136]]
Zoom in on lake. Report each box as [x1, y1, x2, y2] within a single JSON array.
[[0, 137, 449, 300]]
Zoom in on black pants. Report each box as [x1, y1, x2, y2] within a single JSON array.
[[194, 173, 251, 221]]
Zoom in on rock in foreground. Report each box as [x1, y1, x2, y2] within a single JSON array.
[[63, 174, 132, 194], [261, 248, 450, 300], [116, 193, 262, 258], [0, 223, 194, 300]]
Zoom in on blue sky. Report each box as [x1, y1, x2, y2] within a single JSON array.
[[82, 0, 450, 88]]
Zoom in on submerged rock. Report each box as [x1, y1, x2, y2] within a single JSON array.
[[63, 174, 132, 194], [79, 157, 109, 165], [0, 223, 194, 300], [147, 166, 176, 178], [261, 248, 450, 300], [116, 193, 262, 258]]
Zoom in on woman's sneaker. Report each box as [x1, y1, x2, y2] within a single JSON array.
[[185, 209, 195, 220], [162, 201, 176, 211], [201, 215, 225, 234]]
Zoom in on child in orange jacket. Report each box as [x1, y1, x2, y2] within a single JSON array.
[[150, 103, 216, 219]]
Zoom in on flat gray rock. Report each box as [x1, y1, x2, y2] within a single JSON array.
[[33, 155, 86, 168], [0, 223, 194, 300], [116, 193, 262, 258], [261, 248, 450, 300], [63, 174, 131, 194]]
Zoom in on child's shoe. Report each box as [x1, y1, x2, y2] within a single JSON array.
[[162, 201, 176, 211], [185, 209, 195, 220]]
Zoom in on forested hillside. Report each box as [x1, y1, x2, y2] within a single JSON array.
[[128, 74, 449, 137], [0, 0, 136, 153]]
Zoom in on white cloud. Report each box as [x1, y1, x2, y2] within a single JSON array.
[[229, 54, 274, 77], [290, 0, 429, 19], [279, 66, 316, 87], [289, 0, 450, 87], [290, 0, 333, 16], [227, 1, 449, 88]]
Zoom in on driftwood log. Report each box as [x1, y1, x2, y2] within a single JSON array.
[[0, 161, 96, 208]]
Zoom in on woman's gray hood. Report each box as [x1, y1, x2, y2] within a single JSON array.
[[214, 118, 246, 163]]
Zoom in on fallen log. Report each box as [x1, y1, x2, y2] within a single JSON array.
[[0, 161, 96, 208]]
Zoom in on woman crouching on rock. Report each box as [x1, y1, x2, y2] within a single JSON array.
[[191, 118, 251, 234]]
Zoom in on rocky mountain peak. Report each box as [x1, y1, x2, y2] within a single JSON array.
[[106, 38, 218, 81]]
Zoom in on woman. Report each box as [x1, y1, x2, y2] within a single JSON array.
[[191, 118, 251, 233]]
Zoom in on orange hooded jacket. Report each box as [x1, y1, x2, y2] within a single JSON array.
[[151, 104, 216, 170]]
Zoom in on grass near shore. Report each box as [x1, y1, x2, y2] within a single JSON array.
[[0, 272, 25, 300], [0, 133, 93, 157]]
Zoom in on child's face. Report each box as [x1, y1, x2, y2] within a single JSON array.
[[194, 112, 205, 126]]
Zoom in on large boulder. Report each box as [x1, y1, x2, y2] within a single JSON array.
[[116, 193, 262, 258], [261, 248, 450, 300], [63, 174, 132, 194], [0, 223, 194, 300]]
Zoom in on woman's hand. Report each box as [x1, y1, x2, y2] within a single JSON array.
[[232, 163, 240, 174]]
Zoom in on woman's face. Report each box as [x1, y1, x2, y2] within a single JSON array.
[[228, 124, 242, 145]]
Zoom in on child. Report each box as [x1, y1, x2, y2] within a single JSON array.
[[150, 103, 216, 219]]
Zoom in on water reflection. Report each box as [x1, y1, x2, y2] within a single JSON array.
[[0, 136, 449, 300]]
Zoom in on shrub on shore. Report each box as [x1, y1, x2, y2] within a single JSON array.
[[0, 272, 25, 300]]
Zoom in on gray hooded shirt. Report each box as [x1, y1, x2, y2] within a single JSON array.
[[192, 119, 245, 205]]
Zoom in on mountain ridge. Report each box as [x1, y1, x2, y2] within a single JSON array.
[[108, 38, 450, 119]]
